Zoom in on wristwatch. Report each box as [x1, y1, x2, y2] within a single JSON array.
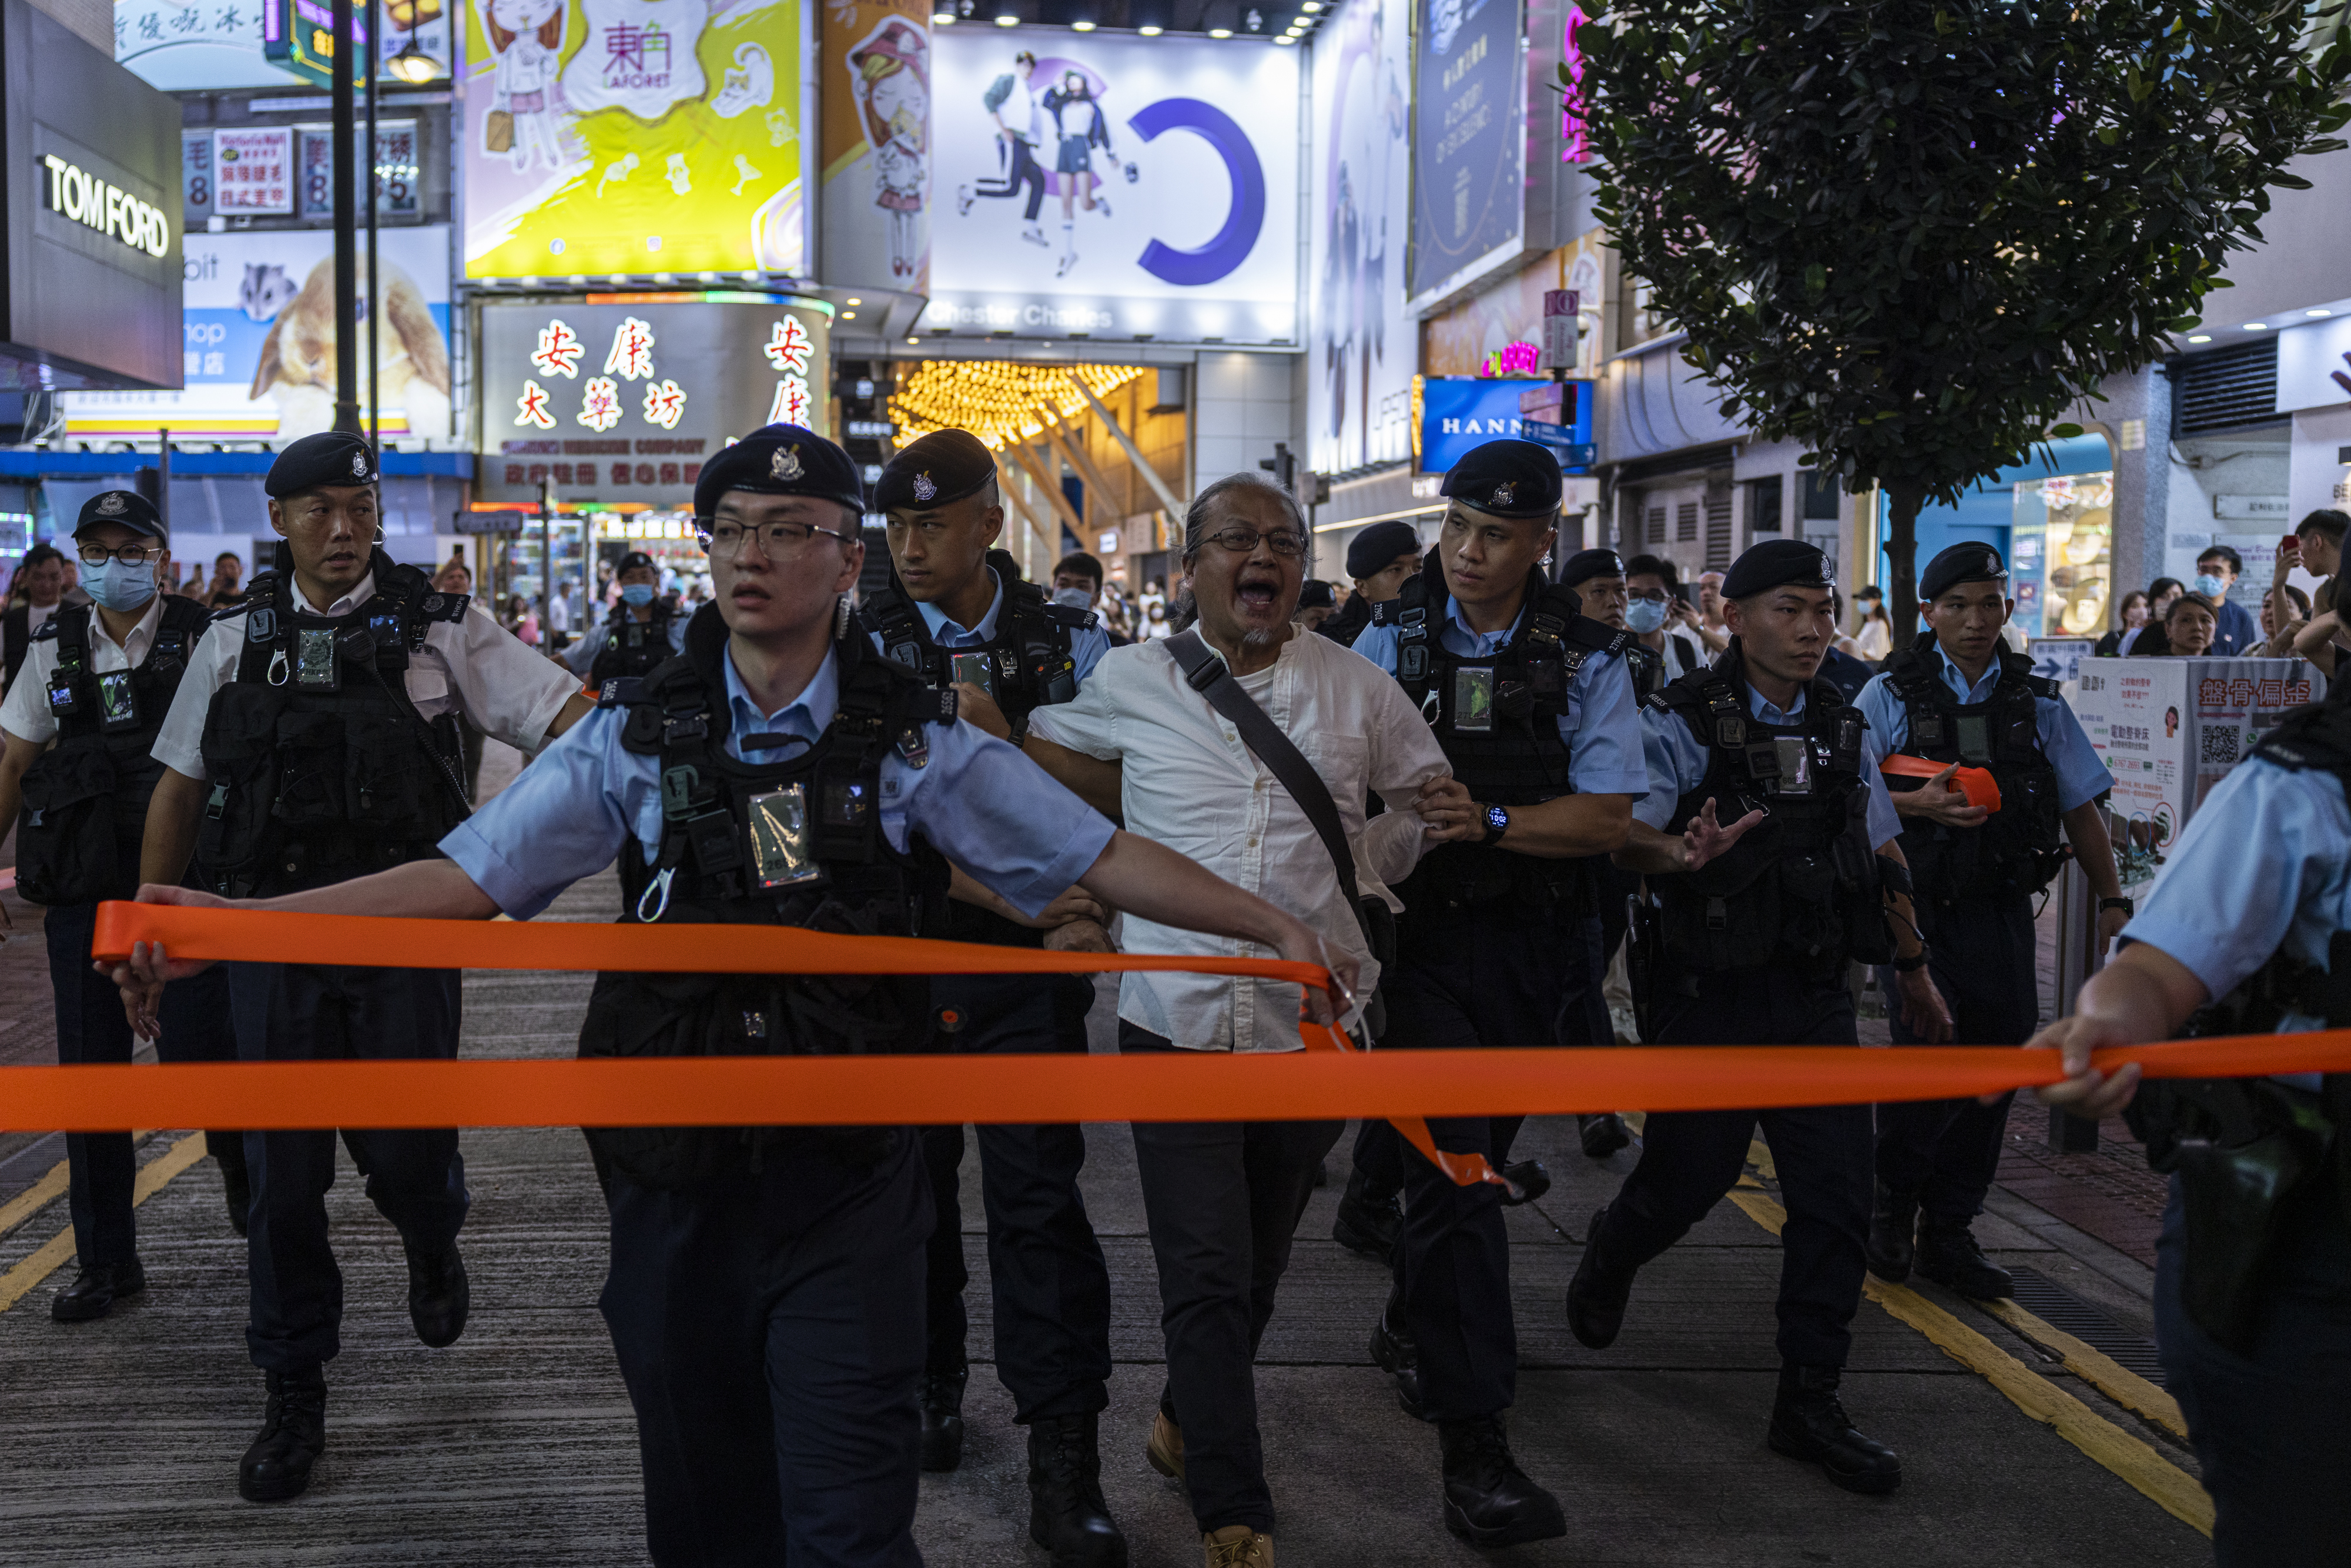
[[1893, 946, 1932, 973], [1482, 803, 1511, 843], [1006, 713, 1031, 751], [2099, 896, 2135, 917]]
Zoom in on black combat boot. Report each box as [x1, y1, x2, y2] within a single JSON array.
[[1368, 1304, 1426, 1420], [1026, 1412, 1128, 1567], [1565, 1206, 1634, 1350], [1332, 1169, 1402, 1259], [1437, 1415, 1566, 1548], [51, 1259, 146, 1324], [920, 1362, 969, 1472], [1578, 1113, 1631, 1160], [1864, 1180, 1919, 1284], [239, 1366, 327, 1502], [1767, 1364, 1902, 1495], [1916, 1220, 2014, 1300], [403, 1233, 469, 1348]]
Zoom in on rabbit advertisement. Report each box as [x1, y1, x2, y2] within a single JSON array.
[[61, 227, 454, 443], [460, 0, 806, 280]]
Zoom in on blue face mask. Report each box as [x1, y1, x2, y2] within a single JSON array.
[[1051, 586, 1093, 611], [620, 582, 657, 607], [2193, 573, 2228, 599], [82, 557, 158, 614], [1625, 597, 1670, 634]]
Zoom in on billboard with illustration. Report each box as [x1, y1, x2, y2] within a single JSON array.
[[922, 29, 1298, 343], [459, 0, 806, 280], [820, 2, 929, 293], [59, 226, 453, 443], [1408, 0, 1523, 300], [1308, 0, 1412, 474]]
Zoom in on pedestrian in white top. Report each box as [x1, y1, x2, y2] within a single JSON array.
[[1002, 471, 1461, 1568]]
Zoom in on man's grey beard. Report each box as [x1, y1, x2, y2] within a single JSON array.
[[1240, 623, 1282, 649]]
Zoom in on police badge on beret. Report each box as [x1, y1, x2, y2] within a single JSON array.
[[1491, 482, 1516, 508], [912, 472, 938, 502], [772, 445, 804, 482], [96, 492, 128, 515]]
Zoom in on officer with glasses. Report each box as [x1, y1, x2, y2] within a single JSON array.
[[0, 490, 246, 1323]]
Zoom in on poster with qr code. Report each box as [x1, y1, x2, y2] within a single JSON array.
[[2190, 658, 2324, 811]]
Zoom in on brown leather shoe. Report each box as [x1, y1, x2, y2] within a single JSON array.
[[1147, 1410, 1185, 1480], [1203, 1525, 1272, 1567]]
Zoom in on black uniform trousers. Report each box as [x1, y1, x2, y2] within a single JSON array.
[[1593, 964, 1874, 1369], [226, 961, 470, 1371], [2156, 1176, 2351, 1567], [1382, 903, 1592, 1420], [1121, 1025, 1341, 1535], [919, 970, 1114, 1422], [1873, 893, 2038, 1224], [45, 899, 245, 1268], [601, 1131, 929, 1568]]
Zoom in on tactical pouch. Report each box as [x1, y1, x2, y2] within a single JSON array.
[[344, 709, 456, 839], [13, 738, 120, 905], [270, 708, 347, 830], [196, 684, 295, 893]]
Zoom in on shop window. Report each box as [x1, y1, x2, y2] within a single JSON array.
[[1801, 471, 1843, 521], [2012, 471, 2115, 636], [1746, 475, 1783, 534]]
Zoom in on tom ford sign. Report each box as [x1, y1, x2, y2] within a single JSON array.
[[39, 154, 173, 258]]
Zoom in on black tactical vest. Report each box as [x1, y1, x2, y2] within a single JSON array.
[[1388, 552, 1629, 916], [13, 597, 212, 906], [857, 550, 1087, 947], [587, 601, 678, 685], [1649, 645, 1894, 976], [195, 546, 473, 898], [578, 607, 955, 1189], [1882, 634, 2067, 903]]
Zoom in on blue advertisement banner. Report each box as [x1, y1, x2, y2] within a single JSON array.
[[1418, 376, 1590, 477], [1408, 0, 1522, 299]]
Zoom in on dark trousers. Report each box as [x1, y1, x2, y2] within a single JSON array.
[[1348, 1117, 1405, 1201], [45, 900, 244, 1268], [919, 971, 1113, 1422], [1596, 966, 1874, 1368], [602, 1133, 929, 1568], [972, 137, 1049, 222], [1122, 1024, 1341, 1535], [226, 961, 470, 1371], [1381, 906, 1582, 1419], [2156, 1177, 2351, 1567], [1874, 895, 2038, 1223]]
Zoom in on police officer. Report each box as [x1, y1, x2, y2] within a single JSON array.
[[1857, 543, 2130, 1299], [135, 431, 595, 1502], [0, 491, 245, 1321], [860, 428, 1126, 1565], [1349, 440, 1649, 1548], [112, 423, 1351, 1566], [1318, 518, 1424, 646], [1572, 538, 1951, 1495], [565, 549, 687, 684], [2031, 672, 2350, 1566]]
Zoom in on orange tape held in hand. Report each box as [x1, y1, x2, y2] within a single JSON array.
[[1881, 753, 2002, 811]]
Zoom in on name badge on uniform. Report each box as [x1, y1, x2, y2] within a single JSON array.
[[96, 670, 140, 733], [949, 650, 996, 699], [1773, 735, 1813, 796], [1956, 713, 1992, 765], [744, 786, 823, 890], [296, 628, 340, 692], [1452, 668, 1495, 733], [45, 672, 81, 717]]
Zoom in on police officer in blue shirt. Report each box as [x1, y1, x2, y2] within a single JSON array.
[[1350, 440, 1648, 1548], [2032, 677, 2351, 1567], [564, 550, 688, 683], [1572, 538, 1951, 1497], [1856, 543, 2131, 1300], [859, 428, 1126, 1565], [111, 424, 1351, 1567]]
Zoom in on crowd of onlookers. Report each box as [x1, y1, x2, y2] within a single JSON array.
[[2093, 508, 2346, 670]]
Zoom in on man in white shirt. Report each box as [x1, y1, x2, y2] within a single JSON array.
[[136, 432, 594, 1505], [1006, 472, 1455, 1568]]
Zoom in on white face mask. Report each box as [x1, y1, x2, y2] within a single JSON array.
[[1051, 586, 1093, 611]]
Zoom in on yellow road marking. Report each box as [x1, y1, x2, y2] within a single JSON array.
[[1724, 1187, 2212, 1537], [0, 1133, 213, 1314], [0, 1131, 155, 1242], [1979, 1296, 2188, 1439]]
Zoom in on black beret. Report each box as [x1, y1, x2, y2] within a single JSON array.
[[1296, 579, 1335, 609], [75, 488, 165, 540], [1920, 542, 2010, 602], [266, 431, 378, 498], [874, 429, 997, 515], [1438, 438, 1561, 520], [1345, 519, 1422, 579], [1559, 547, 1625, 588], [615, 551, 658, 574], [693, 423, 865, 520], [1722, 538, 1836, 599]]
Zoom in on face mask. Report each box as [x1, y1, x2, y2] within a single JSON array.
[[620, 583, 657, 607], [2193, 574, 2228, 599], [1625, 597, 1669, 634], [82, 557, 159, 613], [1051, 586, 1093, 611]]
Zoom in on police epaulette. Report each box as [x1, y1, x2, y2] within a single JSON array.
[[419, 590, 471, 622], [597, 676, 644, 709], [1040, 601, 1093, 629], [2024, 673, 2060, 701], [214, 577, 276, 619], [1567, 615, 1633, 656], [29, 618, 59, 642]]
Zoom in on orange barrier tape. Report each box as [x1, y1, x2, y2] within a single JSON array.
[[1881, 753, 2003, 812]]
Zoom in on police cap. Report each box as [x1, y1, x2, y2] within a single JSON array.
[[1920, 541, 2010, 602], [1296, 578, 1335, 609], [266, 431, 379, 498], [1345, 519, 1422, 579], [75, 489, 165, 541], [1438, 438, 1560, 520], [1722, 538, 1836, 600], [1559, 547, 1625, 589], [615, 551, 658, 575], [873, 428, 997, 515], [693, 424, 866, 521]]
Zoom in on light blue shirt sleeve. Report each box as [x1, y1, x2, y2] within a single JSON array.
[[1635, 692, 1900, 847], [1563, 652, 1648, 796], [1351, 622, 1401, 675], [1069, 619, 1111, 684], [2041, 696, 2111, 812], [2123, 758, 2351, 1000], [440, 708, 637, 920], [1856, 672, 1905, 753], [561, 626, 599, 678]]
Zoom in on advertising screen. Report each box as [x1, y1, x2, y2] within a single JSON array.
[[60, 226, 453, 442], [819, 1, 930, 294], [1416, 374, 1588, 476], [459, 0, 808, 280], [1308, 0, 1413, 473], [118, 0, 450, 92], [1408, 0, 1522, 300], [922, 29, 1298, 343], [475, 296, 831, 503]]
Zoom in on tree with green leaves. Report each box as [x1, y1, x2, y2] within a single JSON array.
[[1575, 2, 2351, 644]]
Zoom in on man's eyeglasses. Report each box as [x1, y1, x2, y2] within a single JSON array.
[[698, 519, 859, 559], [77, 541, 163, 567], [1200, 526, 1308, 557]]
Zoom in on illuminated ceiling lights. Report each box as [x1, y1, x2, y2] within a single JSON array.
[[889, 361, 1149, 451], [933, 7, 955, 19], [1138, 22, 1163, 32], [994, 6, 1018, 22]]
